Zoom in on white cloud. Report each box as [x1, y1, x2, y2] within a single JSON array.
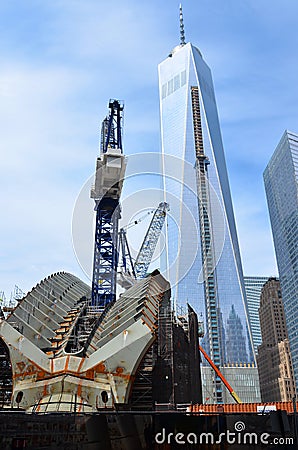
[[1, 0, 297, 298]]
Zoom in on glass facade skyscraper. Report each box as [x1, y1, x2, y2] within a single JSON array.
[[244, 276, 269, 356], [264, 130, 298, 390], [158, 36, 255, 402]]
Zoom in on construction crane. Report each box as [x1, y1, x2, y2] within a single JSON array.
[[118, 209, 155, 278], [0, 286, 25, 317], [119, 202, 169, 283], [90, 100, 126, 309], [199, 345, 242, 404], [119, 228, 136, 279], [191, 85, 224, 403], [134, 202, 169, 278]]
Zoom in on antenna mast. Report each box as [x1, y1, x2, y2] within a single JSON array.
[[179, 4, 186, 46]]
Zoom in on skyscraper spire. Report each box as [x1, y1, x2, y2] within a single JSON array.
[[179, 3, 186, 46]]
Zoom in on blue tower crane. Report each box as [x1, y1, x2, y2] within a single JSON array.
[[90, 100, 126, 309]]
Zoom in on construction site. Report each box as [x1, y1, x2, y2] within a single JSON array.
[[0, 100, 297, 449]]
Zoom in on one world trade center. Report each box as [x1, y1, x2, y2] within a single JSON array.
[[158, 6, 255, 402]]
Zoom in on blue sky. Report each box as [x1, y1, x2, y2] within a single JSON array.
[[1, 0, 298, 299]]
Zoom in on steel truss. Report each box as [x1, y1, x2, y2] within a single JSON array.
[[91, 197, 120, 307]]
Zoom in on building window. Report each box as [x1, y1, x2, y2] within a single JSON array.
[[181, 70, 187, 86]]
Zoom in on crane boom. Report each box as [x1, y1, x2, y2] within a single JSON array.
[[199, 345, 242, 404], [134, 202, 169, 279]]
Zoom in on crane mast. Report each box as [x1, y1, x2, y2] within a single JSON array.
[[191, 86, 223, 403], [90, 100, 126, 309]]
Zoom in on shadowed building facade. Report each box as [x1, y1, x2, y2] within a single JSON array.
[[264, 130, 298, 390], [257, 277, 296, 402]]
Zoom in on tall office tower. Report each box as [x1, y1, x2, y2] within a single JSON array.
[[158, 6, 254, 402], [264, 130, 298, 389], [257, 278, 296, 402], [244, 276, 269, 356]]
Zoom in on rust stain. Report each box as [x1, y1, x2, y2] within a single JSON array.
[[13, 359, 51, 380], [112, 371, 131, 381], [36, 371, 46, 380], [13, 368, 48, 380], [16, 362, 25, 372], [94, 362, 106, 373], [14, 361, 135, 384], [77, 381, 82, 398], [36, 402, 41, 413], [26, 364, 36, 374], [64, 355, 70, 371], [43, 383, 48, 397], [83, 362, 133, 381], [85, 369, 95, 380], [77, 358, 85, 373]]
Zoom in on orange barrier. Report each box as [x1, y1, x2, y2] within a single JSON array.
[[190, 401, 298, 414]]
